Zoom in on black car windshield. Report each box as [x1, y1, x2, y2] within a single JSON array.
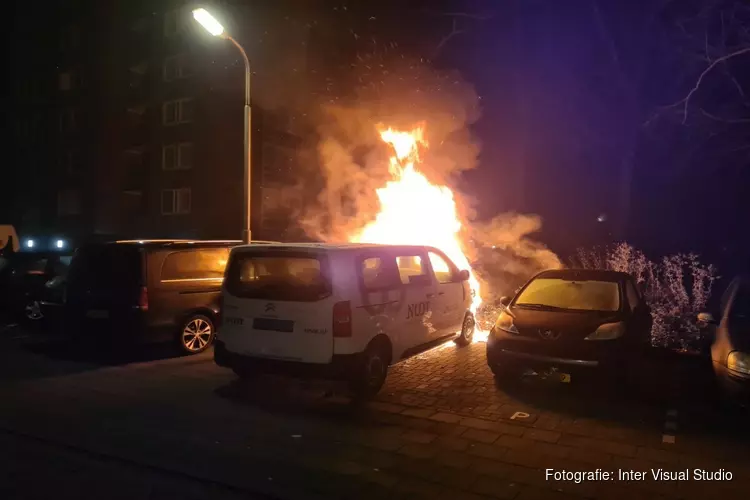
[[514, 278, 621, 312]]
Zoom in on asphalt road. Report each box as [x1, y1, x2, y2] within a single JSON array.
[[1, 324, 748, 499]]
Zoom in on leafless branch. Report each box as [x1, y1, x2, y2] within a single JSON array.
[[699, 108, 750, 124], [421, 10, 495, 21], [433, 18, 464, 58], [668, 46, 750, 124]]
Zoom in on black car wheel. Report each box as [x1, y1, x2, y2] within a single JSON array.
[[350, 341, 390, 399], [454, 313, 475, 346], [24, 300, 44, 321], [177, 314, 215, 355]]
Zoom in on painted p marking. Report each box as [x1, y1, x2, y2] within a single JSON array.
[[510, 411, 530, 420]]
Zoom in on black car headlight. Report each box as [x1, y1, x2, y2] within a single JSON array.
[[494, 310, 519, 335], [727, 351, 750, 375], [584, 322, 625, 341]]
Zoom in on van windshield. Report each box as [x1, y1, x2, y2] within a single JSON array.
[[225, 251, 331, 302]]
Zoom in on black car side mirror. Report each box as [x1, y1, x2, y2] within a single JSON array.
[[457, 269, 470, 281], [697, 312, 718, 326]]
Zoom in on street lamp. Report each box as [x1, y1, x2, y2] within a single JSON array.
[[192, 7, 252, 243]]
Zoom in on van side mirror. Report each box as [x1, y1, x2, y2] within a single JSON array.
[[457, 269, 470, 281], [498, 296, 511, 307], [697, 312, 717, 326]]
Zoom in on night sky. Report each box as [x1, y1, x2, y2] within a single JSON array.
[[7, 0, 750, 273]]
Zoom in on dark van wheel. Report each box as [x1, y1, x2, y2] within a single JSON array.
[[350, 342, 390, 399], [454, 313, 475, 346], [178, 314, 215, 355], [24, 300, 44, 321]]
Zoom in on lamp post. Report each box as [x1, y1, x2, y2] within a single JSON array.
[[192, 8, 252, 243]]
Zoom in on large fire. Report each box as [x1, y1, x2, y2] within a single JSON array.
[[350, 125, 486, 341]]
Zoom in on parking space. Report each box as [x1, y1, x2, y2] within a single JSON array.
[[1, 330, 749, 499]]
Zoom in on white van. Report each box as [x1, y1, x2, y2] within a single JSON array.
[[215, 243, 476, 397]]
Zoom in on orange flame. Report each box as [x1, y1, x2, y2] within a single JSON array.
[[351, 125, 485, 339]]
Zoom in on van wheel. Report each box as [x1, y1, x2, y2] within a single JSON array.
[[178, 314, 215, 355], [350, 342, 390, 399], [454, 313, 475, 346], [24, 300, 44, 321]]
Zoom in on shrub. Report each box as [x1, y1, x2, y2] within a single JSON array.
[[571, 243, 718, 351]]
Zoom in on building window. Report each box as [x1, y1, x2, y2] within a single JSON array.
[[59, 108, 78, 132], [61, 150, 82, 175], [162, 143, 193, 170], [161, 188, 191, 215], [164, 8, 188, 37], [57, 190, 81, 216], [59, 72, 72, 91], [163, 99, 194, 125], [60, 70, 83, 91], [163, 54, 193, 81]]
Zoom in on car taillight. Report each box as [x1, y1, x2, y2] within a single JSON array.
[[332, 301, 352, 338], [138, 286, 149, 311]]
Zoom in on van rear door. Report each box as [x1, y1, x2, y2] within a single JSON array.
[[221, 248, 335, 364]]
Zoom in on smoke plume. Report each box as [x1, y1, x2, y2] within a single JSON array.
[[290, 56, 561, 296]]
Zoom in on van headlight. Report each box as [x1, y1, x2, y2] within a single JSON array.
[[494, 311, 519, 334], [727, 351, 750, 375], [585, 322, 625, 341]]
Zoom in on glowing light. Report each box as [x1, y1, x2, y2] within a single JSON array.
[[192, 8, 225, 37], [350, 125, 487, 341], [56, 240, 64, 249], [26, 239, 34, 248]]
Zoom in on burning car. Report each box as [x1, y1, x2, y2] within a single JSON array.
[[486, 269, 652, 384]]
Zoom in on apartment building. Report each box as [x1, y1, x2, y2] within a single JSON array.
[[9, 0, 318, 243]]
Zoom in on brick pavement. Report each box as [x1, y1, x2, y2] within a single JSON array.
[[1, 335, 749, 499]]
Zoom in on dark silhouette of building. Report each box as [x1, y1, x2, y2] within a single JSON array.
[[9, 0, 318, 244]]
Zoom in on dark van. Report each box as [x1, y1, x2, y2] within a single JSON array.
[[64, 239, 276, 354]]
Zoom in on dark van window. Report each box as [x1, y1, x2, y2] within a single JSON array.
[[68, 245, 142, 288], [161, 248, 230, 281], [361, 256, 401, 291], [225, 251, 331, 301]]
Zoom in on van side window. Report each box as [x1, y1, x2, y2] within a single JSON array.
[[396, 254, 429, 285], [161, 248, 230, 281], [428, 251, 457, 284], [625, 280, 640, 312], [361, 256, 400, 291]]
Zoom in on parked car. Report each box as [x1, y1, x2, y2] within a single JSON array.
[[214, 243, 476, 397], [64, 239, 277, 354], [486, 269, 652, 383], [0, 251, 72, 323], [698, 275, 750, 401]]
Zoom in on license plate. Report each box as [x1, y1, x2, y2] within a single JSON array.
[[253, 317, 294, 332], [86, 309, 109, 319], [559, 373, 571, 383]]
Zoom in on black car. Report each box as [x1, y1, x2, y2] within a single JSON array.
[[486, 269, 652, 383], [64, 239, 276, 354], [0, 251, 72, 323], [698, 275, 750, 401]]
